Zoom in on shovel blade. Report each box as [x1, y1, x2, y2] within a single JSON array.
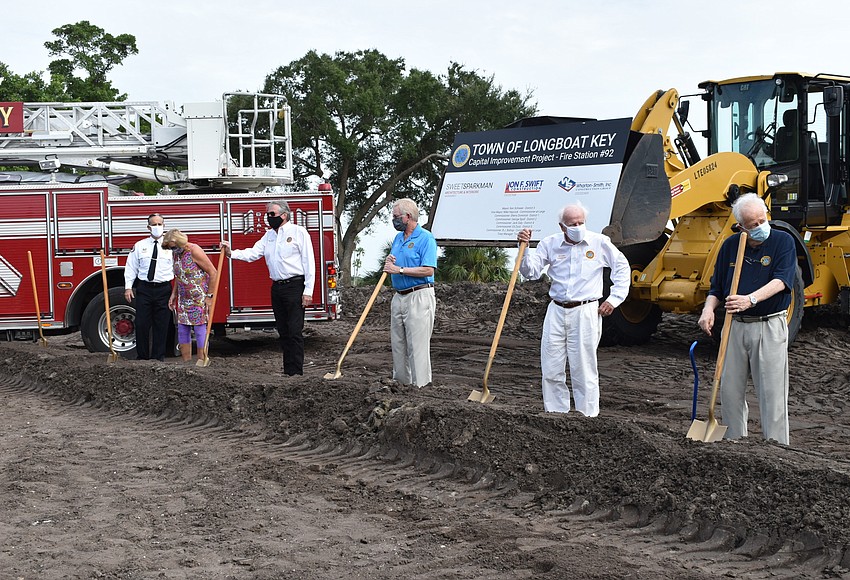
[[467, 389, 495, 403], [106, 352, 118, 364], [686, 418, 727, 443], [323, 370, 342, 380], [196, 357, 210, 367]]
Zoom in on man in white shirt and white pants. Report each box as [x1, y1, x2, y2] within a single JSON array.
[[517, 204, 630, 415]]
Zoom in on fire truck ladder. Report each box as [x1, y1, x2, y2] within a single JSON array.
[[0, 93, 293, 190]]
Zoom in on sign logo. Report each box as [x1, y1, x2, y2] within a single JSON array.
[[558, 176, 577, 192], [504, 179, 543, 194], [452, 144, 471, 168]]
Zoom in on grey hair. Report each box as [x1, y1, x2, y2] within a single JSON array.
[[267, 200, 291, 219], [731, 193, 768, 223], [559, 203, 588, 223], [393, 198, 420, 222]]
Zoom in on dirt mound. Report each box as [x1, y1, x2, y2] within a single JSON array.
[[4, 280, 850, 577]]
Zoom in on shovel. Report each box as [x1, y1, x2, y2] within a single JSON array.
[[324, 272, 387, 380], [469, 241, 528, 403], [688, 340, 699, 420], [99, 250, 118, 362], [26, 251, 48, 347], [197, 248, 226, 367], [686, 231, 748, 442]]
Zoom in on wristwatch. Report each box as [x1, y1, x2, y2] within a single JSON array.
[[749, 294, 758, 306], [399, 267, 405, 275]]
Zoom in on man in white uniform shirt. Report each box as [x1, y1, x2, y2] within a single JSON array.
[[124, 213, 174, 361], [222, 200, 315, 376], [517, 204, 630, 415]]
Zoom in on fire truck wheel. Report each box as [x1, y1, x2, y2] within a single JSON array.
[[81, 288, 137, 358]]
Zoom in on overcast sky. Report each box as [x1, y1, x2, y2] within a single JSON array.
[[5, 0, 850, 269]]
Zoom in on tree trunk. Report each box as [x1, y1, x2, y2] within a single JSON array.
[[338, 236, 355, 288]]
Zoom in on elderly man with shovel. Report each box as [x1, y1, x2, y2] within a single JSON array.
[[698, 193, 797, 445], [517, 203, 630, 416]]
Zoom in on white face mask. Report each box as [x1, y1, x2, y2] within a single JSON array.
[[748, 221, 771, 243], [150, 225, 164, 239], [563, 224, 586, 243]]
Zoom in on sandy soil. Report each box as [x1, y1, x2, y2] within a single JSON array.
[[2, 280, 850, 579]]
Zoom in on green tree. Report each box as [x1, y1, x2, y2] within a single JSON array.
[[0, 62, 66, 101], [0, 21, 137, 103], [44, 21, 138, 101], [436, 247, 511, 283], [263, 50, 535, 286]]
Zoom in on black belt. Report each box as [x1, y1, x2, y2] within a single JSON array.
[[553, 299, 598, 309], [733, 310, 787, 323], [396, 283, 434, 295], [137, 279, 171, 288], [273, 275, 305, 285]]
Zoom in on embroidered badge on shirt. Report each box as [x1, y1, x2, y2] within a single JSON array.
[[408, 242, 414, 249], [585, 250, 595, 259], [761, 256, 771, 266], [287, 237, 293, 243]]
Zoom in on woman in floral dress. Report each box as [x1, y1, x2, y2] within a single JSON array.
[[162, 229, 217, 362]]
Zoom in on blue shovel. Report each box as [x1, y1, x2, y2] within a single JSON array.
[[688, 340, 699, 420]]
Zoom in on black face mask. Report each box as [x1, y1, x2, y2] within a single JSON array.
[[267, 214, 284, 230], [392, 217, 406, 231]]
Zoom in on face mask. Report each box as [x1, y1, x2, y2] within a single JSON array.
[[392, 216, 406, 231], [170, 246, 184, 254], [267, 214, 284, 230], [748, 221, 771, 243], [150, 225, 164, 238], [563, 224, 586, 243]]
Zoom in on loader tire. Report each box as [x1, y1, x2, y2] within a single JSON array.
[[786, 265, 805, 345], [600, 297, 662, 347], [600, 237, 666, 347], [81, 288, 138, 358]]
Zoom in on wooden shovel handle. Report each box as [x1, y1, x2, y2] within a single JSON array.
[[482, 241, 527, 392], [100, 250, 117, 357], [332, 271, 387, 373], [27, 251, 46, 343], [707, 231, 748, 421], [200, 248, 226, 360]]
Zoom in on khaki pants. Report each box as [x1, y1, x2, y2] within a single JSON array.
[[390, 287, 435, 387], [720, 316, 789, 445]]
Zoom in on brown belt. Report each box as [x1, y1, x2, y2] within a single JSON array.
[[396, 283, 434, 295], [552, 299, 598, 309]]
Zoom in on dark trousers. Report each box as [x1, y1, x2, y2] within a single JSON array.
[[271, 279, 306, 375], [135, 280, 173, 361]]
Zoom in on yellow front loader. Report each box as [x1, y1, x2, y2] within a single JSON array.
[[602, 73, 850, 346]]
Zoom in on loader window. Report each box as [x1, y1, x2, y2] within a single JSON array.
[[711, 80, 797, 170]]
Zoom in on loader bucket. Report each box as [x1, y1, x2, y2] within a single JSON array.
[[602, 132, 672, 248]]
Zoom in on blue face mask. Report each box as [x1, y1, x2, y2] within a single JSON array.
[[748, 221, 771, 243]]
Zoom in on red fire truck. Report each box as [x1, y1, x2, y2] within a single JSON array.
[[0, 94, 339, 356]]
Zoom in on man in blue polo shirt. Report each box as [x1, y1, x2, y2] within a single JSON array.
[[698, 193, 797, 445], [383, 198, 438, 387]]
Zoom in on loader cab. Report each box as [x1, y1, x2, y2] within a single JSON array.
[[702, 74, 849, 229]]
